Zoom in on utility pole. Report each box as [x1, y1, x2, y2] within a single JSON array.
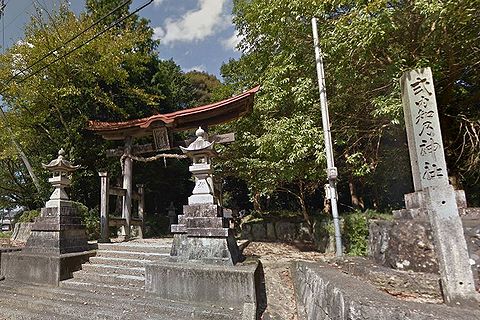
[[311, 17, 343, 257], [0, 0, 5, 54]]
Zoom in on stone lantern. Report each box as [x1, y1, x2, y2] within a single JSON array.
[[180, 127, 217, 205], [1, 148, 90, 286], [42, 148, 80, 208], [169, 127, 241, 266]]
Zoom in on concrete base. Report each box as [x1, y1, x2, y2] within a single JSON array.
[[293, 261, 480, 319], [170, 233, 243, 265], [393, 189, 468, 219], [1, 250, 95, 286], [145, 259, 262, 319]]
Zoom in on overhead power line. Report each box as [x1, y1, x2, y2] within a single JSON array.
[[1, 0, 135, 92], [0, 0, 154, 189], [4, 0, 154, 92]]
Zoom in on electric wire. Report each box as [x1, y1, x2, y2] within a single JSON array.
[[0, 0, 154, 177], [2, 0, 154, 93], [2, 0, 133, 91]]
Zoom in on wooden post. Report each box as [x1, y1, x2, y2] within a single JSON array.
[[137, 184, 145, 239], [122, 136, 133, 239], [98, 172, 110, 243]]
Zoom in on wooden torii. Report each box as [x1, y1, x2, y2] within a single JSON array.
[[88, 86, 259, 241]]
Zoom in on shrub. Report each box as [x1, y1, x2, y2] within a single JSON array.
[[343, 211, 369, 256], [0, 231, 12, 239], [14, 209, 40, 223], [72, 202, 100, 241], [343, 209, 393, 256]]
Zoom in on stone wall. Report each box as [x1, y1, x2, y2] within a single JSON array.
[[368, 211, 480, 276], [292, 261, 480, 320], [0, 247, 22, 275], [241, 220, 336, 252], [241, 221, 308, 242], [10, 222, 33, 243]]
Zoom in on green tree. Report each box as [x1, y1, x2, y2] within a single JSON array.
[[0, 2, 192, 212], [221, 0, 480, 217]]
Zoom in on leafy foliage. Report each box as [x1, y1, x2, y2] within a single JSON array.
[[221, 0, 480, 221], [72, 202, 100, 240], [0, 2, 208, 219], [14, 209, 40, 223]]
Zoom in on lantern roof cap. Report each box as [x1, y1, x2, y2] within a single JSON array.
[[42, 149, 80, 173]]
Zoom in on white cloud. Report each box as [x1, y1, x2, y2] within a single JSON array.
[[221, 31, 242, 51], [153, 26, 165, 40], [153, 0, 166, 6], [153, 0, 229, 44], [185, 65, 206, 73]]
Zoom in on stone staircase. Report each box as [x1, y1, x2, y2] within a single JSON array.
[[0, 240, 245, 319], [61, 241, 171, 294]]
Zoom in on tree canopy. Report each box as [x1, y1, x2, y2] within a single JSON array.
[[219, 0, 480, 217], [0, 1, 219, 213]]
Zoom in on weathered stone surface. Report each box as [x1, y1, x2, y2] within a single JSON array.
[[251, 223, 267, 241], [186, 227, 230, 237], [182, 204, 222, 217], [394, 190, 467, 219], [145, 259, 262, 319], [398, 67, 479, 304], [333, 256, 442, 301], [241, 220, 318, 245], [293, 261, 480, 320], [241, 223, 252, 240], [369, 215, 480, 284], [1, 178, 90, 285], [0, 277, 246, 320], [10, 222, 33, 243], [170, 234, 241, 265], [370, 219, 438, 273], [22, 206, 89, 255], [424, 185, 479, 305], [275, 222, 297, 242], [266, 223, 276, 240], [186, 217, 224, 228], [1, 250, 94, 286]]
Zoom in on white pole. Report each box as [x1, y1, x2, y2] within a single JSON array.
[[311, 17, 343, 257]]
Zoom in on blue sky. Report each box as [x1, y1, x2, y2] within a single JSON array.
[[1, 0, 242, 78]]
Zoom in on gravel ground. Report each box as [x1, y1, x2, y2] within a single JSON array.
[[243, 241, 332, 320]]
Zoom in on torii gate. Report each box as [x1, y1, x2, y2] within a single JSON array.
[[88, 86, 259, 241]]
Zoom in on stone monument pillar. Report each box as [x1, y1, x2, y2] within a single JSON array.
[[399, 68, 479, 306], [1, 149, 92, 285], [169, 127, 241, 265]]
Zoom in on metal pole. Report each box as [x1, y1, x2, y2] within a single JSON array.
[[311, 17, 343, 257]]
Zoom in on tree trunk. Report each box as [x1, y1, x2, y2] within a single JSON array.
[[298, 182, 312, 234], [348, 175, 364, 210], [253, 192, 262, 212]]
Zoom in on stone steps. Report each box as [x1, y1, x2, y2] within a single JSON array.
[[0, 287, 107, 319], [0, 280, 242, 320], [65, 241, 171, 294], [88, 256, 151, 268], [71, 271, 145, 289], [95, 249, 169, 261], [96, 242, 171, 254], [59, 279, 144, 297], [81, 262, 145, 277]]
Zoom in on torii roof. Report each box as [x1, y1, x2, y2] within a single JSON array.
[[88, 86, 260, 140]]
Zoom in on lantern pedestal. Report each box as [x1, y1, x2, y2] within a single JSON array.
[[1, 149, 93, 286]]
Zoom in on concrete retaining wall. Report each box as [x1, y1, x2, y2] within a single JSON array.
[[145, 259, 264, 319], [292, 261, 480, 320]]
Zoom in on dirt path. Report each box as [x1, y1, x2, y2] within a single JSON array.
[[243, 242, 331, 319]]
